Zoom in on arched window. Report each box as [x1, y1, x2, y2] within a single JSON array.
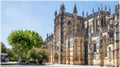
[[101, 18, 104, 27], [96, 20, 99, 31], [104, 16, 107, 27], [77, 23, 80, 32], [67, 21, 72, 34]]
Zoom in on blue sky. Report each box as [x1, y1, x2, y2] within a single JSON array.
[[1, 1, 119, 49]]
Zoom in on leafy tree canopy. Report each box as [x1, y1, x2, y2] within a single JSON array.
[[8, 30, 43, 49], [8, 30, 44, 62]]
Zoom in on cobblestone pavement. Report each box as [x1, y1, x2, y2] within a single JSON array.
[[1, 63, 117, 68]]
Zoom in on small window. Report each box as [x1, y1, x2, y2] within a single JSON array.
[[94, 44, 96, 52], [68, 39, 70, 47]]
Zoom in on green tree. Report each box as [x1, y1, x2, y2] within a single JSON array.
[[27, 47, 48, 64], [1, 42, 7, 53], [8, 30, 44, 62], [1, 42, 17, 61]]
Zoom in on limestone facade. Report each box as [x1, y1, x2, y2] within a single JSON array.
[[45, 4, 120, 67]]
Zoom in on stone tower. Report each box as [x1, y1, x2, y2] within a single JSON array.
[[54, 4, 86, 64]]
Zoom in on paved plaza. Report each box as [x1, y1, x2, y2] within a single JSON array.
[[1, 63, 117, 68]]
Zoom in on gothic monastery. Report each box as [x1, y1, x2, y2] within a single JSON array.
[[43, 4, 120, 67]]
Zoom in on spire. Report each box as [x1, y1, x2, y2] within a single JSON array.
[[92, 8, 94, 14], [54, 10, 57, 16], [82, 10, 84, 18], [61, 3, 65, 10], [60, 3, 65, 14], [100, 4, 103, 11], [73, 4, 77, 13], [86, 12, 88, 17]]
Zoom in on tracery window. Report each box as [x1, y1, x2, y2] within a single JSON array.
[[104, 16, 107, 27], [67, 21, 72, 34], [77, 23, 80, 32], [96, 20, 99, 31], [101, 18, 104, 27]]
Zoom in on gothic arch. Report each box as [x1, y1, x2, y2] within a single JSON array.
[[104, 16, 107, 27], [67, 20, 72, 34], [77, 23, 80, 32], [67, 20, 71, 25], [101, 18, 104, 27]]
